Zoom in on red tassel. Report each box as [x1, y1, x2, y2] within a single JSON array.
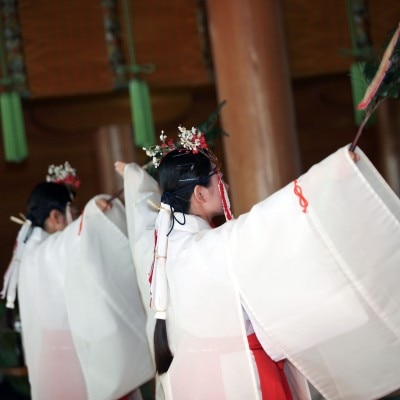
[[218, 173, 233, 221]]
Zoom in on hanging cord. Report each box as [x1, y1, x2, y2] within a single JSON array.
[[0, 7, 12, 87], [0, 6, 28, 162], [345, 0, 373, 61], [121, 0, 155, 77], [150, 203, 172, 320], [122, 0, 136, 75], [160, 191, 188, 235]]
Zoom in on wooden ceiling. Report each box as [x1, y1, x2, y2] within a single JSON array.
[[4, 0, 400, 99]]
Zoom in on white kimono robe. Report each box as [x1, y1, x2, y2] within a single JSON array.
[[5, 196, 154, 400], [151, 146, 400, 400]]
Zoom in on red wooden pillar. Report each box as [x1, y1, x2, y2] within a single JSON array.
[[206, 0, 301, 214]]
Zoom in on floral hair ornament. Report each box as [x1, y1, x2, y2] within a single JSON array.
[[46, 161, 80, 222], [46, 161, 81, 190], [143, 126, 215, 168]]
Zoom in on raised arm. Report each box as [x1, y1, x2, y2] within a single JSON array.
[[117, 161, 161, 318], [224, 145, 400, 399]]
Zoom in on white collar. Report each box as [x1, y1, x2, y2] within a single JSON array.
[[171, 212, 211, 233]]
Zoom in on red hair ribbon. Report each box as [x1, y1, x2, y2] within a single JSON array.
[[218, 174, 233, 221]]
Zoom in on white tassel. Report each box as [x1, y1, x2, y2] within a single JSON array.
[[1, 220, 32, 309]]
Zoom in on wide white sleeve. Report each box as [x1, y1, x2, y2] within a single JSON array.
[[123, 163, 160, 241], [123, 165, 165, 400], [65, 196, 154, 400], [224, 145, 400, 400], [123, 164, 160, 308]]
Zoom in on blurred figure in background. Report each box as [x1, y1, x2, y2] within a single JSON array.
[[2, 162, 154, 400]]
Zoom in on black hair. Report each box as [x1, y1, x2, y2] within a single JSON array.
[[153, 319, 173, 374], [26, 182, 71, 229], [153, 149, 213, 375], [158, 149, 213, 213]]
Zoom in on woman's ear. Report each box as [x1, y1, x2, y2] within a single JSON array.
[[193, 185, 207, 204]]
